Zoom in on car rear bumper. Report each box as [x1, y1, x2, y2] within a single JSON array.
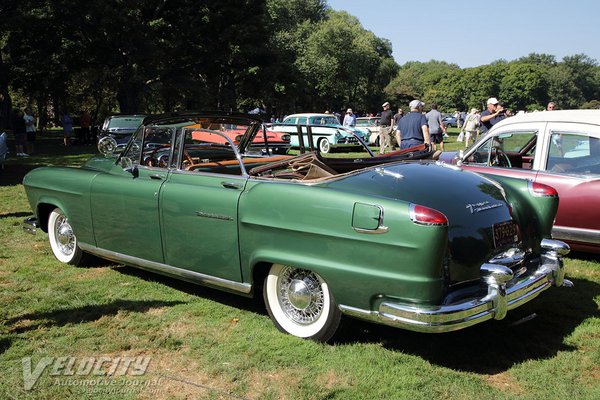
[[340, 239, 572, 333]]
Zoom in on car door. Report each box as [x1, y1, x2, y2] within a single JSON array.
[[159, 126, 247, 281], [459, 122, 545, 181], [90, 125, 176, 263], [533, 122, 600, 245]]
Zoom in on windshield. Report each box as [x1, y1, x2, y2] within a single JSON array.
[[107, 116, 146, 130], [356, 119, 377, 127], [308, 116, 340, 125]]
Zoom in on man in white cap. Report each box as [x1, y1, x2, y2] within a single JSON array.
[[480, 97, 507, 133], [396, 99, 430, 149], [343, 108, 356, 127], [378, 101, 394, 154]]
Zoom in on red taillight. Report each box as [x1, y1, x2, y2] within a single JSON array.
[[528, 181, 558, 197], [409, 204, 448, 226]]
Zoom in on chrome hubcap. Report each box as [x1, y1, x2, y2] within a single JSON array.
[[55, 215, 75, 255], [288, 279, 312, 310], [278, 267, 324, 325]]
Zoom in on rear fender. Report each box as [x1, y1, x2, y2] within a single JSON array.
[[479, 173, 558, 251]]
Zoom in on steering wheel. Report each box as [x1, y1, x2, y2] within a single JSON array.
[[490, 148, 512, 168], [145, 144, 171, 167]]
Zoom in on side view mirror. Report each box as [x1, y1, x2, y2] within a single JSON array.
[[98, 136, 118, 156], [120, 157, 139, 178]]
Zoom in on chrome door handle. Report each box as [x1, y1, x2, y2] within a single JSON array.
[[149, 173, 166, 180], [221, 181, 243, 189]]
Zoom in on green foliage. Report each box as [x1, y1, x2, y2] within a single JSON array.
[[295, 11, 396, 113], [1, 1, 600, 121], [499, 63, 548, 110], [392, 57, 600, 113]]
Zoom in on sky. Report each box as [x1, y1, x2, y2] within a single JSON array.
[[327, 0, 600, 68]]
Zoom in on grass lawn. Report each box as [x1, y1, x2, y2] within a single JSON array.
[[1, 131, 599, 399]]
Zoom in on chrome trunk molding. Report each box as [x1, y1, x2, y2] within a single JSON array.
[[78, 243, 252, 294]]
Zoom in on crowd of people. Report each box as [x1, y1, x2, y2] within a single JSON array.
[[342, 95, 547, 152], [1, 97, 557, 159], [2, 106, 96, 157]]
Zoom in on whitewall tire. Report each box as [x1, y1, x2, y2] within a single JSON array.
[[47, 208, 84, 266], [264, 264, 341, 342], [318, 138, 331, 153]]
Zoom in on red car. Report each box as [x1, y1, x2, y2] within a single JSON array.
[[439, 110, 600, 253], [192, 124, 290, 155]]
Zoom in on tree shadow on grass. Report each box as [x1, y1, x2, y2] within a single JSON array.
[[6, 300, 187, 334], [0, 337, 11, 356], [333, 277, 600, 374], [0, 211, 32, 219]]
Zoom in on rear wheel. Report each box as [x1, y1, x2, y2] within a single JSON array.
[[47, 208, 85, 266], [264, 264, 341, 342]]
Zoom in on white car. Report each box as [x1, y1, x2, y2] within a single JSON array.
[[272, 113, 370, 153], [438, 109, 600, 254], [355, 117, 382, 145]]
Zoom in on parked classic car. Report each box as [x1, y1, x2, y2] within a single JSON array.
[[23, 112, 571, 342], [191, 124, 291, 155], [355, 117, 382, 145], [439, 110, 600, 253], [97, 115, 147, 147], [271, 113, 370, 153]]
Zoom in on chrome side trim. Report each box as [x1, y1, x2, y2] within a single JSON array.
[[339, 239, 571, 333], [353, 226, 389, 234], [552, 225, 600, 245], [78, 243, 252, 294]]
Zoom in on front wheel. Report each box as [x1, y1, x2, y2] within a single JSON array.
[[264, 264, 341, 342], [318, 138, 331, 153], [47, 208, 85, 265]]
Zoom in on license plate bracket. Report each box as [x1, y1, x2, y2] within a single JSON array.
[[493, 221, 519, 248]]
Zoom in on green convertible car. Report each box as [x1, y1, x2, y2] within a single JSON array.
[[23, 112, 572, 341]]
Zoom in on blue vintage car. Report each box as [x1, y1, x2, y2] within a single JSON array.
[[272, 113, 370, 153], [23, 112, 571, 342]]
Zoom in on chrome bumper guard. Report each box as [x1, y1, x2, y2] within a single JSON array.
[[341, 239, 572, 333], [23, 217, 40, 234]]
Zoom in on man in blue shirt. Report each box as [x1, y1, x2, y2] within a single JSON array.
[[480, 97, 507, 133], [397, 100, 430, 149]]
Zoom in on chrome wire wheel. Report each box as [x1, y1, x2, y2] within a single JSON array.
[[264, 264, 341, 341], [277, 267, 325, 325], [54, 214, 75, 256], [48, 208, 84, 265]]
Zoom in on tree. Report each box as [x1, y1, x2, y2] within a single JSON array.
[[500, 63, 548, 110], [546, 64, 585, 109], [295, 10, 396, 113]]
